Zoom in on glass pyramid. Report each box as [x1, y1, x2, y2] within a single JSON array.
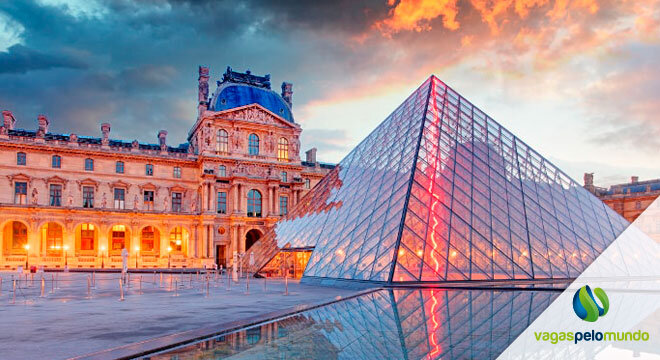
[[251, 76, 628, 284]]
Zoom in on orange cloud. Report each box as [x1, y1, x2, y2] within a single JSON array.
[[375, 0, 460, 36]]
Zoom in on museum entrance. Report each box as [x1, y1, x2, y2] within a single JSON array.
[[245, 229, 261, 251], [216, 244, 226, 269]]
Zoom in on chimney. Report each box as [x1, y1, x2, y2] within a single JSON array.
[[281, 82, 293, 108], [305, 147, 317, 163], [631, 176, 639, 184], [37, 114, 49, 135], [158, 130, 168, 149], [198, 66, 210, 115], [583, 173, 593, 186], [2, 110, 16, 130]]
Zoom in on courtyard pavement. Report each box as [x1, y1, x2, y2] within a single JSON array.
[[0, 271, 359, 360]]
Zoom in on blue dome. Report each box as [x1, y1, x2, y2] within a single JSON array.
[[211, 84, 294, 122]]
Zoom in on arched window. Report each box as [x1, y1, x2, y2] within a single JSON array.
[[44, 222, 63, 253], [278, 138, 289, 161], [216, 129, 228, 152], [247, 190, 262, 217], [248, 134, 259, 155], [218, 165, 226, 177], [11, 221, 28, 250]]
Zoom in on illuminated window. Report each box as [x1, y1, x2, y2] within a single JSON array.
[[84, 158, 94, 171], [11, 221, 27, 250], [248, 133, 259, 155], [247, 189, 262, 217], [217, 191, 227, 214], [115, 161, 124, 174], [16, 152, 26, 166], [45, 223, 63, 252], [279, 196, 288, 216], [141, 226, 156, 252], [80, 224, 95, 250], [83, 186, 94, 208], [216, 129, 228, 152], [169, 226, 185, 252], [145, 164, 154, 176], [278, 138, 289, 161], [14, 182, 27, 204], [51, 155, 61, 168], [114, 188, 125, 209], [111, 225, 126, 250], [218, 165, 226, 177], [172, 192, 182, 212], [49, 184, 62, 206]]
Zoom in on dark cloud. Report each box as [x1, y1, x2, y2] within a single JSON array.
[[0, 44, 87, 73]]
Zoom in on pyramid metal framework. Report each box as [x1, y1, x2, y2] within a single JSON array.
[[250, 76, 628, 283]]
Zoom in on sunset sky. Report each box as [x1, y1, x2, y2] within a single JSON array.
[[1, 0, 658, 186]]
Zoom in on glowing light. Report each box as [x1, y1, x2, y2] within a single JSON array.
[[175, 239, 182, 246], [134, 246, 140, 251], [63, 245, 69, 251], [572, 252, 577, 257], [451, 251, 457, 257], [522, 251, 528, 256], [100, 245, 106, 251], [416, 249, 423, 257], [167, 246, 172, 252], [335, 249, 344, 256], [399, 249, 405, 256], [24, 244, 30, 250]]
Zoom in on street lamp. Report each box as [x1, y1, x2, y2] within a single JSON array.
[[24, 244, 30, 269], [134, 245, 140, 268], [167, 246, 172, 268], [100, 245, 106, 269]]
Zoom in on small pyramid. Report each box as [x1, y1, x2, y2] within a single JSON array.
[[249, 76, 628, 284]]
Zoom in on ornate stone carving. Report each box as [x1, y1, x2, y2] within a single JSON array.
[[233, 107, 278, 125], [266, 133, 275, 153], [291, 137, 300, 156], [31, 188, 38, 205], [133, 194, 139, 210], [101, 193, 107, 208], [69, 133, 78, 142]]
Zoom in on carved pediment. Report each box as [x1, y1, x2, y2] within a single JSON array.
[[77, 178, 99, 190], [110, 180, 131, 189], [168, 185, 187, 194], [7, 173, 31, 185], [139, 182, 158, 191], [46, 175, 67, 189], [214, 104, 298, 129]]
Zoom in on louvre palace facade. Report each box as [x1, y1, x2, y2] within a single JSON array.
[[0, 66, 332, 270]]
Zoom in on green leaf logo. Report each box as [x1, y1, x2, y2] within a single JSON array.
[[572, 285, 609, 322]]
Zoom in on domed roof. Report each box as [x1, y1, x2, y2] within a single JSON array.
[[209, 67, 294, 123], [211, 83, 294, 122]]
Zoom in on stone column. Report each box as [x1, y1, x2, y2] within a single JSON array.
[[231, 183, 239, 214], [27, 222, 39, 265], [237, 184, 243, 213], [208, 183, 213, 212], [201, 224, 208, 261], [238, 225, 245, 253], [201, 183, 208, 212]]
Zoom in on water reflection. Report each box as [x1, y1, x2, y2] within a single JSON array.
[[149, 288, 558, 360]]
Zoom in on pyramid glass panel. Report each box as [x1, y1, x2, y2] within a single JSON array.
[[249, 75, 628, 284]]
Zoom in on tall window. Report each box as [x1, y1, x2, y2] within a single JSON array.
[[114, 188, 125, 209], [12, 222, 27, 250], [247, 189, 262, 217], [281, 171, 287, 182], [85, 158, 94, 171], [173, 166, 181, 178], [278, 138, 289, 161], [248, 134, 259, 155], [145, 164, 154, 176], [172, 192, 182, 212], [169, 226, 184, 251], [16, 152, 26, 166], [52, 155, 61, 168], [116, 161, 124, 174], [144, 190, 154, 210], [80, 224, 95, 250], [141, 226, 156, 252], [279, 196, 288, 216], [216, 129, 228, 152], [14, 182, 27, 204], [304, 178, 311, 189], [111, 225, 126, 250], [218, 165, 226, 177], [83, 186, 94, 208], [45, 223, 63, 252], [49, 184, 62, 206], [217, 191, 227, 214]]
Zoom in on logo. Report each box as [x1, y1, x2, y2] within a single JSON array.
[[572, 285, 609, 322]]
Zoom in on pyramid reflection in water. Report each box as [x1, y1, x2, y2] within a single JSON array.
[[154, 289, 560, 360], [249, 76, 628, 283]]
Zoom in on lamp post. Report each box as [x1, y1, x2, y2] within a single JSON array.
[[134, 245, 140, 268], [63, 244, 69, 268], [24, 244, 30, 269], [167, 246, 172, 268], [100, 245, 106, 269]]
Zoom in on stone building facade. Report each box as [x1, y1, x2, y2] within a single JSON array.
[[0, 66, 333, 270], [584, 173, 660, 222]]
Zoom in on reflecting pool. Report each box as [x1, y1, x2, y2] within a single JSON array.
[[148, 288, 559, 360]]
